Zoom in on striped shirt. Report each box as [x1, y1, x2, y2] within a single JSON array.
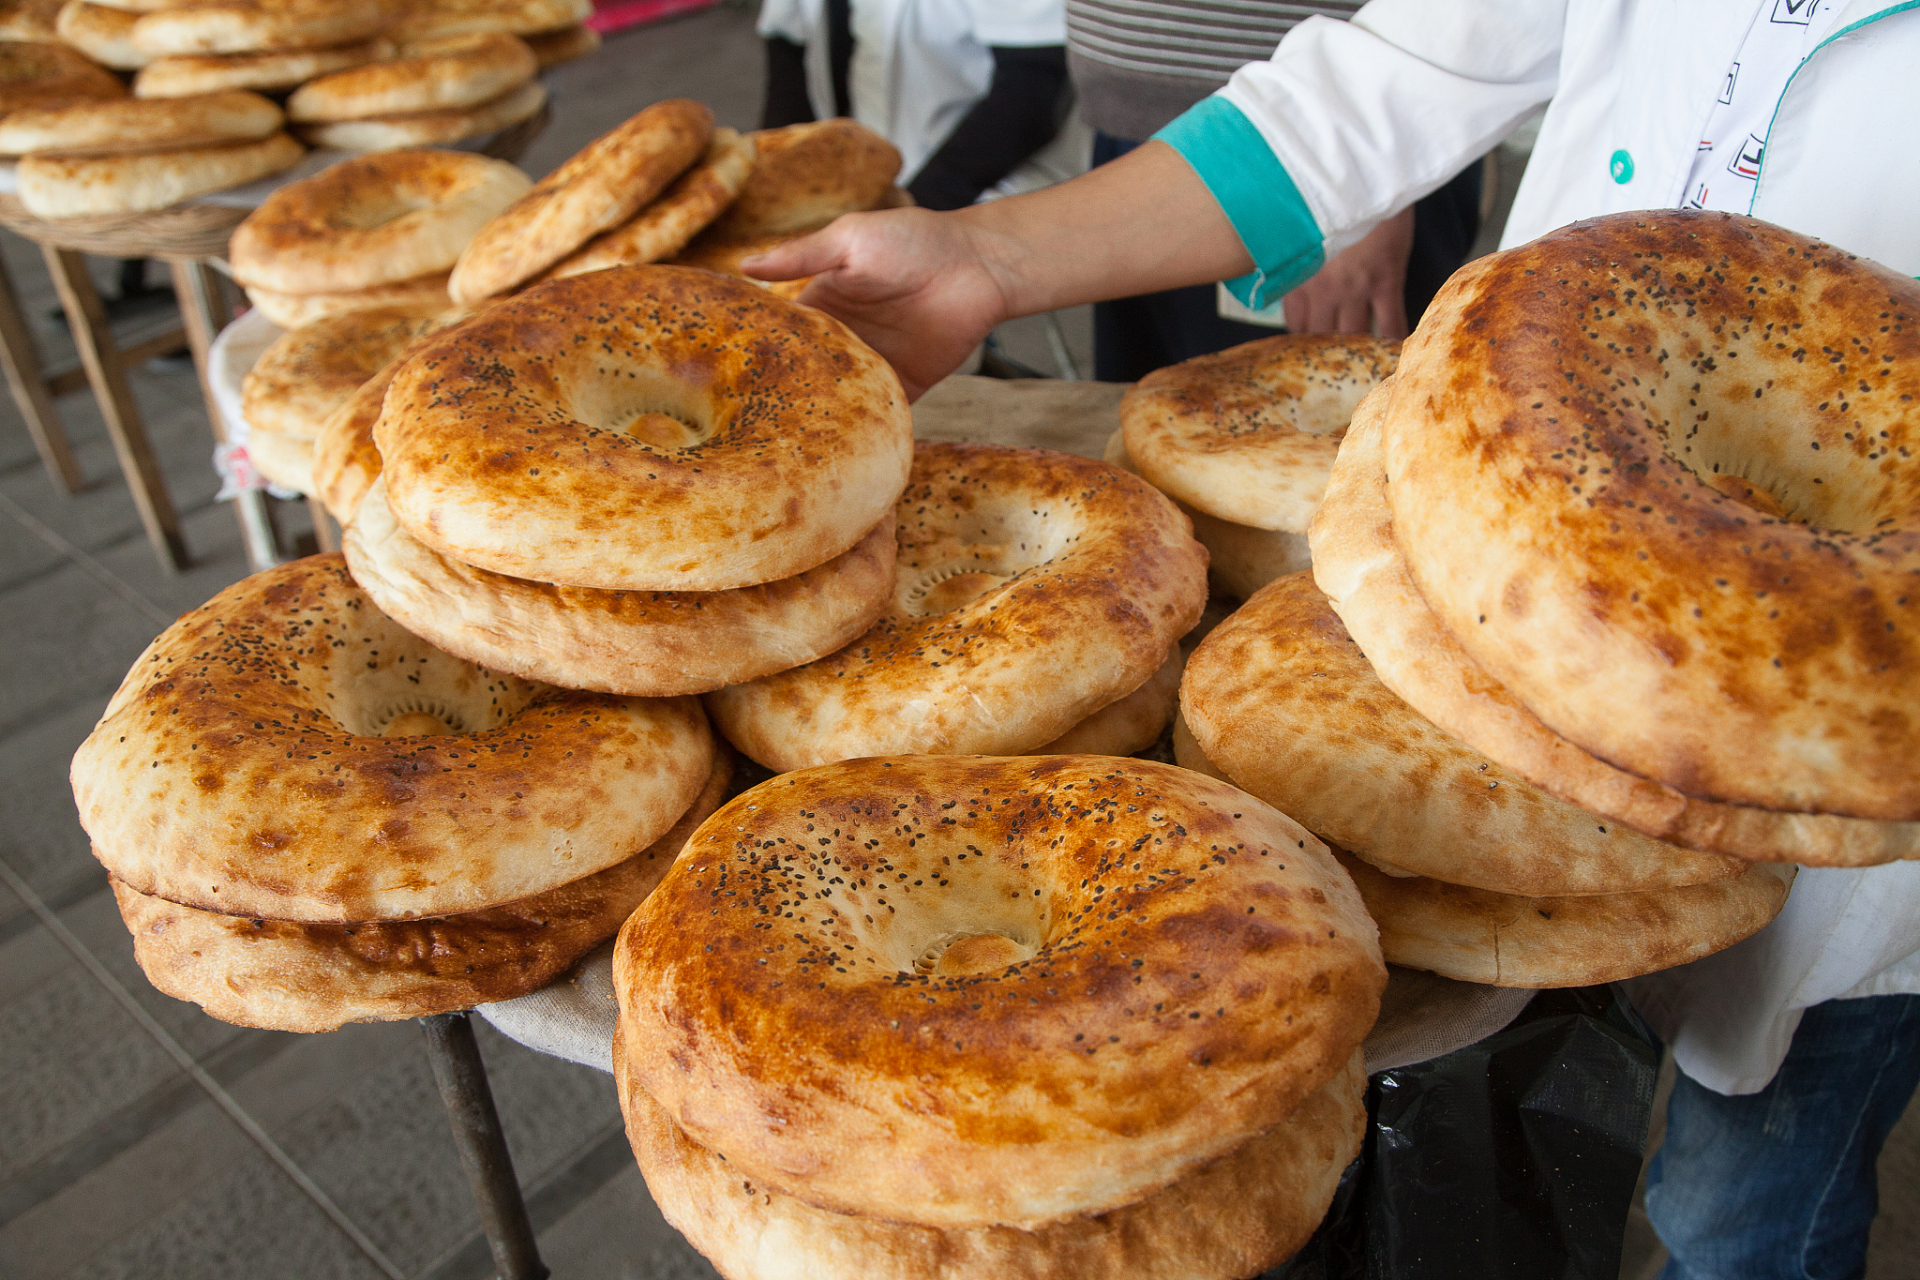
[[1066, 0, 1363, 139]]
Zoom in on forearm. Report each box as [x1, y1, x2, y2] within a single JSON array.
[[951, 140, 1252, 320]]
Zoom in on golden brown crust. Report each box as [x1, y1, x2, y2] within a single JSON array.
[[705, 117, 901, 240], [1382, 211, 1920, 819], [706, 442, 1208, 767], [287, 32, 535, 122], [1029, 647, 1182, 757], [292, 77, 545, 152], [241, 303, 445, 441], [378, 264, 912, 591], [449, 97, 713, 302], [0, 87, 280, 154], [615, 755, 1384, 1229], [543, 127, 755, 281], [1104, 427, 1310, 599], [620, 1043, 1366, 1280], [17, 130, 300, 216], [72, 554, 715, 922], [112, 753, 731, 1032], [243, 271, 452, 329], [134, 38, 390, 97], [1121, 334, 1397, 534], [0, 40, 127, 113], [668, 228, 812, 301], [230, 149, 530, 294], [1182, 571, 1750, 896], [54, 0, 150, 70], [0, 0, 65, 43], [1310, 386, 1920, 866], [1333, 849, 1792, 988], [387, 0, 591, 43], [130, 0, 383, 56], [521, 20, 595, 68], [312, 355, 401, 522], [346, 482, 899, 696]]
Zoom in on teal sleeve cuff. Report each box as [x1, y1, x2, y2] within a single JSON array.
[[1153, 96, 1325, 308]]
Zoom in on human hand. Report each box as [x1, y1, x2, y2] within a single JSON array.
[[1281, 207, 1415, 340], [742, 208, 1013, 401]]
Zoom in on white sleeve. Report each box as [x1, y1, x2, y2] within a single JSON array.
[[965, 0, 1065, 48], [1217, 0, 1563, 257]]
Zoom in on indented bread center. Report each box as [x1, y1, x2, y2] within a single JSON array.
[[911, 570, 1012, 615], [620, 410, 706, 449], [381, 710, 456, 737], [368, 695, 467, 738], [914, 931, 1035, 977], [572, 367, 714, 451], [1706, 471, 1796, 521]]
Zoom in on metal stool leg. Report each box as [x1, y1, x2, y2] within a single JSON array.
[[0, 252, 82, 493], [167, 256, 283, 572], [420, 1012, 550, 1280], [42, 245, 188, 571], [308, 494, 339, 553]]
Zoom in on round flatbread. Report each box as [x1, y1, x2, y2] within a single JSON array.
[[292, 78, 545, 153], [286, 31, 535, 122], [0, 89, 281, 156], [17, 131, 301, 217], [134, 38, 391, 98], [543, 127, 755, 280]]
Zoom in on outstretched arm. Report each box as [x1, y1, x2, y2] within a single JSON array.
[[742, 141, 1250, 399]]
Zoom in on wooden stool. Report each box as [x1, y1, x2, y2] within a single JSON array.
[[0, 197, 281, 572]]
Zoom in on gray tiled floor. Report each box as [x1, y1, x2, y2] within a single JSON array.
[[0, 6, 1913, 1279]]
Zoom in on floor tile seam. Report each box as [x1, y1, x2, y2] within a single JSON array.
[[0, 487, 175, 629], [0, 865, 105, 948], [0, 677, 121, 744], [0, 852, 407, 1280], [409, 1118, 630, 1280], [0, 1026, 297, 1228]]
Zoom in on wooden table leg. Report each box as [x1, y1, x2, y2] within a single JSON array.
[[0, 251, 82, 493], [42, 245, 187, 572], [307, 494, 338, 553], [167, 256, 281, 572]]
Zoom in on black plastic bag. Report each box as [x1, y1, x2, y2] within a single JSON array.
[[1269, 984, 1659, 1280]]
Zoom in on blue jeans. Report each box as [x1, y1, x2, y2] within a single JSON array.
[[1648, 994, 1920, 1280]]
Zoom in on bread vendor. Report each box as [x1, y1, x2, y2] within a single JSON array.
[[755, 0, 1076, 210], [739, 4, 1920, 1278]]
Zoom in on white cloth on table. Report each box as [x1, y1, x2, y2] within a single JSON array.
[[478, 945, 1537, 1078], [205, 305, 292, 499]]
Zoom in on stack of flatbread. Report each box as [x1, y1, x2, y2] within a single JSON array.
[[0, 86, 302, 215], [0, 35, 122, 124], [668, 116, 906, 298], [71, 552, 725, 1034], [386, 0, 597, 69], [1176, 569, 1794, 988], [237, 301, 453, 496], [1175, 376, 1808, 988], [448, 106, 904, 304], [1106, 333, 1399, 601], [284, 29, 544, 152]]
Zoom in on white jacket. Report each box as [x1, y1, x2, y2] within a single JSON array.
[[1155, 0, 1920, 307], [758, 0, 1064, 182]]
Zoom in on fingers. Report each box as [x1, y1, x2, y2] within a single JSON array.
[[739, 223, 845, 282], [1375, 287, 1411, 342]]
